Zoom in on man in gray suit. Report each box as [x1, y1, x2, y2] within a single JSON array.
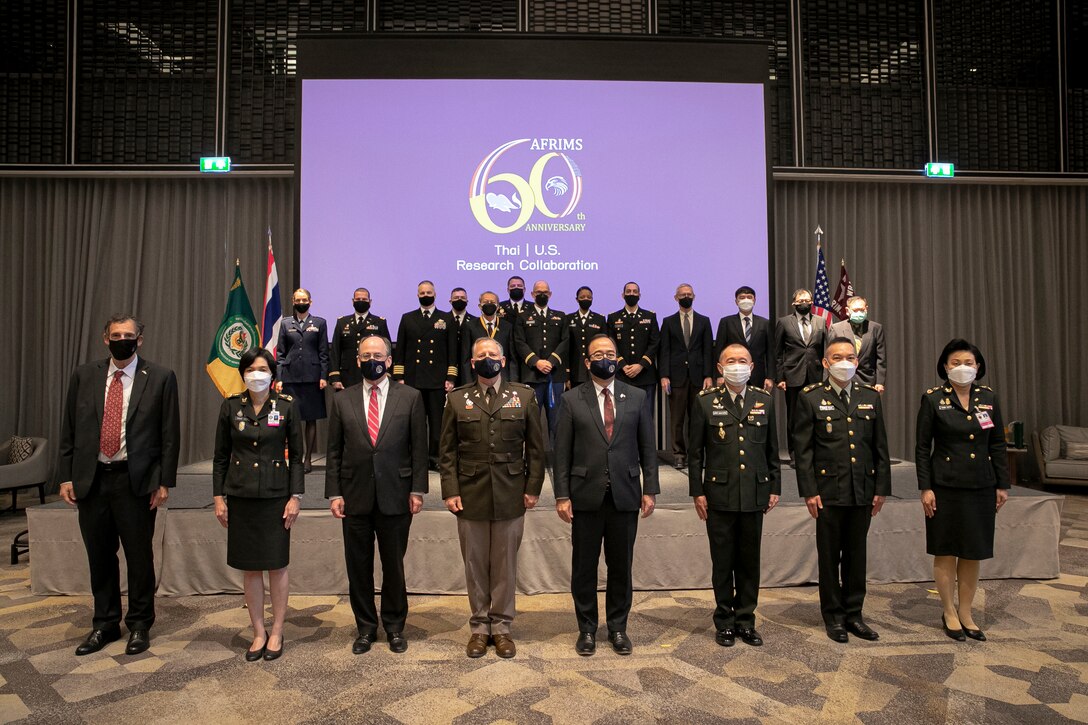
[[554, 334, 659, 656], [326, 335, 428, 655], [827, 296, 886, 393]]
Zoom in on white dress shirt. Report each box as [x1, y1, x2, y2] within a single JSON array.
[[99, 355, 139, 463]]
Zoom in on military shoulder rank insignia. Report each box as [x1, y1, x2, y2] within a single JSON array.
[[803, 383, 821, 393]]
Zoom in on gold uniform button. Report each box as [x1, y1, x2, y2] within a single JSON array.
[[848, 431, 855, 437], [945, 456, 951, 462], [850, 457, 856, 463], [739, 464, 745, 470], [969, 434, 975, 440], [820, 469, 826, 475], [847, 417, 852, 423], [826, 416, 832, 422], [711, 476, 717, 482], [849, 443, 855, 450], [253, 462, 259, 468], [739, 450, 745, 456], [970, 453, 976, 459], [738, 436, 744, 442], [967, 415, 973, 421]]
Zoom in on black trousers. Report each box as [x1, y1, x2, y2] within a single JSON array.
[[76, 465, 158, 631], [706, 508, 764, 629], [667, 380, 700, 460], [570, 490, 639, 633], [342, 511, 412, 636], [815, 504, 872, 626], [418, 387, 446, 465], [784, 385, 803, 456]]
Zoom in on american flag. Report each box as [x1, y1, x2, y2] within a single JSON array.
[[812, 242, 833, 328], [830, 259, 854, 321]]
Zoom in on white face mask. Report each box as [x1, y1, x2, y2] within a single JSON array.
[[244, 370, 273, 393], [829, 360, 857, 382], [737, 299, 755, 313], [721, 363, 752, 386], [947, 364, 977, 386]]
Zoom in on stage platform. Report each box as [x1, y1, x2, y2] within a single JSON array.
[[28, 458, 1063, 596]]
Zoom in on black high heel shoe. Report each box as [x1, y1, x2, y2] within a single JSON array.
[[942, 615, 966, 641], [962, 625, 986, 641]]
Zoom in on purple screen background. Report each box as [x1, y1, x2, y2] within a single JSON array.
[[300, 78, 769, 329]]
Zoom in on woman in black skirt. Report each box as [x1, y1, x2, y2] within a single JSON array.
[[213, 348, 304, 660], [915, 339, 1010, 642], [274, 288, 329, 472]]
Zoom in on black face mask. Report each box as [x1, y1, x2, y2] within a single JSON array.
[[578, 299, 593, 311], [108, 338, 139, 361], [534, 292, 550, 308], [678, 297, 694, 309], [294, 302, 310, 314], [359, 359, 387, 381], [450, 299, 468, 312], [473, 357, 503, 379], [624, 294, 640, 307], [352, 300, 370, 314], [589, 358, 617, 379], [508, 288, 524, 302], [794, 303, 812, 315], [418, 295, 435, 308], [480, 302, 498, 317]]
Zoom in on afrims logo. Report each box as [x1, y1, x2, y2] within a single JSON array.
[[469, 138, 583, 234]]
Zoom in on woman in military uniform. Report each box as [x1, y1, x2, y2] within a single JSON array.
[[915, 339, 1010, 642], [213, 348, 305, 661]]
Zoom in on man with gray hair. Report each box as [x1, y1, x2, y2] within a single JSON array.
[[439, 337, 545, 659]]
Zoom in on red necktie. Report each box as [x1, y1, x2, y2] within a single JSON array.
[[602, 388, 614, 441], [100, 370, 124, 457], [367, 384, 380, 446]]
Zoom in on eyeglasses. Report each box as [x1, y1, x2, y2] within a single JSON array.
[[588, 351, 618, 360]]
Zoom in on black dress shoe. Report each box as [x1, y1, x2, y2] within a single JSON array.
[[737, 626, 764, 646], [963, 627, 986, 642], [608, 631, 632, 655], [388, 632, 408, 653], [825, 624, 849, 643], [352, 634, 375, 654], [125, 629, 150, 655], [715, 628, 736, 647], [845, 620, 879, 641], [941, 615, 966, 641], [245, 642, 267, 662], [575, 632, 596, 656], [75, 628, 121, 656], [303, 462, 313, 474], [264, 642, 283, 661]]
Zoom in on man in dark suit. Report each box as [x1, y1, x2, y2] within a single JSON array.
[[715, 285, 775, 391], [392, 280, 459, 469], [326, 335, 427, 655], [498, 275, 527, 321], [659, 283, 714, 469], [512, 280, 568, 440], [774, 288, 826, 459], [440, 337, 545, 659], [330, 287, 390, 391], [564, 286, 606, 389], [793, 337, 891, 643], [460, 291, 515, 383], [606, 282, 660, 422], [57, 314, 180, 656], [827, 296, 886, 392], [554, 334, 659, 656], [448, 287, 476, 385], [689, 343, 780, 647]]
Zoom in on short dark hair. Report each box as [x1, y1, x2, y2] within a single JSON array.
[[417, 280, 434, 288], [103, 313, 145, 336], [936, 338, 986, 380], [588, 333, 614, 348], [353, 287, 370, 297], [238, 348, 276, 379], [825, 336, 856, 353], [506, 275, 524, 286], [450, 287, 467, 295], [735, 286, 756, 298], [623, 281, 640, 292], [576, 286, 593, 297]]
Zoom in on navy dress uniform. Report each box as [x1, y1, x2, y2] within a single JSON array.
[[330, 312, 390, 389], [513, 306, 569, 438], [915, 383, 1010, 560], [606, 307, 660, 420], [564, 309, 607, 387], [450, 311, 477, 385], [274, 314, 330, 421], [792, 380, 890, 633], [212, 391, 305, 571], [392, 308, 459, 466], [688, 385, 779, 638]]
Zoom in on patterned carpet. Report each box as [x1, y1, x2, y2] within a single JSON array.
[[1, 489, 1087, 725]]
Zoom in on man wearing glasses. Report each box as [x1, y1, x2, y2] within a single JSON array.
[[326, 335, 428, 655]]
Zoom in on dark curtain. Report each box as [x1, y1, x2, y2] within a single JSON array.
[[1, 176, 1084, 479]]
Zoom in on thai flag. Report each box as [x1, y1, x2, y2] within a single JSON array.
[[812, 242, 834, 328], [261, 228, 282, 349]]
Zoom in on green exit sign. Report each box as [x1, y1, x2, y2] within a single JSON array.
[[925, 162, 954, 178], [199, 156, 232, 173]]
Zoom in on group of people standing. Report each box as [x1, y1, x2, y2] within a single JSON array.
[[54, 280, 1009, 661]]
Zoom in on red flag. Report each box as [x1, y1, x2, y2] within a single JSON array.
[[830, 259, 854, 321]]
